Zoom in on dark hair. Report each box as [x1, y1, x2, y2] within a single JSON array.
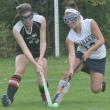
[[12, 3, 32, 27], [12, 14, 21, 26], [16, 3, 32, 15]]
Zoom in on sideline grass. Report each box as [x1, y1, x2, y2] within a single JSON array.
[[0, 55, 110, 110]]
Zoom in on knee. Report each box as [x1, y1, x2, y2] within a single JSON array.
[[91, 86, 101, 93]]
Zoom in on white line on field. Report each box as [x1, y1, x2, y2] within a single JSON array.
[[0, 78, 57, 85], [0, 77, 90, 85]]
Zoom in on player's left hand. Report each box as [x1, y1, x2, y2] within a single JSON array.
[[38, 57, 43, 66], [63, 70, 73, 80], [83, 50, 91, 61]]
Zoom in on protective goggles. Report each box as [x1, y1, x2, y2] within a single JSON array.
[[63, 13, 79, 24], [20, 13, 33, 21]]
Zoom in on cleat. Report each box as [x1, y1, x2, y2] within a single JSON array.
[[101, 81, 106, 92], [1, 95, 11, 107]]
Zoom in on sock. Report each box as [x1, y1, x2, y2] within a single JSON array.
[[101, 81, 106, 92], [38, 82, 48, 101], [7, 75, 21, 102]]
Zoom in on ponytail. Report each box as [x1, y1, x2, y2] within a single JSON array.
[[64, 0, 78, 10], [12, 14, 20, 27]]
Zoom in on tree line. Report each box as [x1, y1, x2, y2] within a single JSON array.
[[0, 0, 109, 57]]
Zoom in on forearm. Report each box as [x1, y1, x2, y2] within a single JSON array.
[[18, 42, 38, 67], [39, 16, 47, 59], [68, 54, 75, 72], [88, 39, 105, 53], [89, 19, 105, 53], [63, 54, 75, 80], [66, 38, 76, 73], [23, 48, 38, 66], [13, 29, 38, 67], [40, 42, 46, 59]]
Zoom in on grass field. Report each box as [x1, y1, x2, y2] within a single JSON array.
[[0, 55, 110, 110]]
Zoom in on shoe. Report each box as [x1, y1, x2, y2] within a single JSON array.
[[1, 95, 11, 107], [101, 81, 106, 92]]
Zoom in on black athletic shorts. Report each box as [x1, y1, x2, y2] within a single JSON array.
[[76, 51, 106, 74], [16, 45, 47, 58]]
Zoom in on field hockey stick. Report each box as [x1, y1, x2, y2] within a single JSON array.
[[67, 58, 84, 82], [53, 58, 84, 103], [39, 70, 52, 107]]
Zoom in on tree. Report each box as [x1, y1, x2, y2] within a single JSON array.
[[0, 0, 110, 57]]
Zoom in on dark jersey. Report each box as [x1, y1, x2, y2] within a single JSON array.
[[13, 14, 44, 57]]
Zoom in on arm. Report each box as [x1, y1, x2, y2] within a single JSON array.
[[12, 29, 40, 69], [39, 16, 47, 60], [89, 20, 105, 52], [84, 20, 105, 60], [66, 38, 76, 74]]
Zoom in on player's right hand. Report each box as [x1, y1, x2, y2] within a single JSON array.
[[36, 63, 44, 73]]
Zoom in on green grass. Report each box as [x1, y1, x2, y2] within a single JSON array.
[[0, 55, 110, 110]]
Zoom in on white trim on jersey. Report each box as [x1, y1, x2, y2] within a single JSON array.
[[13, 14, 43, 33], [13, 21, 24, 33], [32, 14, 43, 23]]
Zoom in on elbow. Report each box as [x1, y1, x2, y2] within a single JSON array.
[[12, 28, 16, 35], [68, 53, 75, 59], [43, 42, 46, 48], [103, 39, 105, 44], [101, 38, 105, 45], [98, 38, 105, 45]]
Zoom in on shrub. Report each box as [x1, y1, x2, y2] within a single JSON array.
[[0, 22, 16, 58]]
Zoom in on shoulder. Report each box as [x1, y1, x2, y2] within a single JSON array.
[[81, 18, 95, 31], [82, 18, 94, 25], [32, 13, 45, 23], [67, 29, 75, 42], [13, 20, 24, 33], [83, 19, 98, 29], [67, 29, 74, 37]]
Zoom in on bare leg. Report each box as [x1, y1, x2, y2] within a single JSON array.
[[1, 54, 28, 106], [90, 71, 104, 93]]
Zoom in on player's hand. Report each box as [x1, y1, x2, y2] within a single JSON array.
[[83, 50, 91, 61], [38, 57, 43, 66], [36, 63, 44, 73], [63, 70, 73, 80]]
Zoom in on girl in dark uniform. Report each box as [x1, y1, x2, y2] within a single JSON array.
[[1, 3, 48, 106]]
